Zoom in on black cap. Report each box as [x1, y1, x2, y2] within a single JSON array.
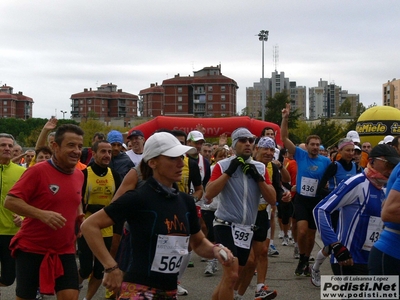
[[369, 144, 400, 165]]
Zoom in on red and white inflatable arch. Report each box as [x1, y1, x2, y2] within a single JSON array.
[[130, 116, 282, 146]]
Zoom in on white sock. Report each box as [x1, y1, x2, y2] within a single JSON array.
[[270, 239, 274, 245], [256, 283, 265, 291], [313, 249, 327, 271]]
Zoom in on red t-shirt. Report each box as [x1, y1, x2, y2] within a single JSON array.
[[9, 161, 83, 254]]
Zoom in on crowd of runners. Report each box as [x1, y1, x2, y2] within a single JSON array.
[[0, 103, 399, 299]]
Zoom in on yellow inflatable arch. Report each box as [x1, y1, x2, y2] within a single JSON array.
[[356, 106, 400, 146]]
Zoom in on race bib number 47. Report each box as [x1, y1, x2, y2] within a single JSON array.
[[151, 235, 189, 274]]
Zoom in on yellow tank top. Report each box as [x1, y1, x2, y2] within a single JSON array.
[[176, 156, 190, 194], [84, 167, 115, 237], [258, 162, 274, 211]]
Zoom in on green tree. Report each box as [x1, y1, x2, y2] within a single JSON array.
[[310, 118, 347, 148], [264, 91, 302, 130], [291, 120, 312, 144], [338, 98, 352, 116], [344, 102, 367, 133]]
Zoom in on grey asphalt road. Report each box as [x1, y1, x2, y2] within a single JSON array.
[[1, 233, 332, 299]]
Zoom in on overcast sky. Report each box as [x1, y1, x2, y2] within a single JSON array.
[[1, 0, 399, 119]]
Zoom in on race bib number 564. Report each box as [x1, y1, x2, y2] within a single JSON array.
[[151, 235, 189, 274]]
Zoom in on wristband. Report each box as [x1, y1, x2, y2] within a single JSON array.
[[213, 243, 224, 250], [103, 264, 119, 273]]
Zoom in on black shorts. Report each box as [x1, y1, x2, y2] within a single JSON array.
[[78, 235, 112, 279], [116, 224, 132, 273], [15, 250, 79, 299], [214, 224, 251, 267], [293, 194, 321, 229], [252, 210, 270, 242], [276, 200, 294, 225], [201, 210, 216, 242]]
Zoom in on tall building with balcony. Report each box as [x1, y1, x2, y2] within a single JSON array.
[[0, 84, 33, 119], [70, 83, 139, 126], [383, 78, 400, 108], [140, 65, 238, 118], [309, 78, 359, 120], [246, 71, 306, 119]]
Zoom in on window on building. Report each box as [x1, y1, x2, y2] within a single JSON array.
[[3, 101, 7, 105], [80, 107, 83, 111], [178, 87, 182, 93], [3, 108, 7, 112], [102, 100, 104, 105], [132, 108, 135, 112], [178, 105, 183, 111], [88, 100, 92, 104], [208, 86, 213, 91], [88, 107, 91, 111], [80, 100, 83, 104], [208, 104, 213, 110], [221, 104, 226, 110], [221, 95, 226, 101], [221, 86, 226, 92], [102, 108, 105, 112], [208, 95, 213, 101], [178, 96, 182, 102]]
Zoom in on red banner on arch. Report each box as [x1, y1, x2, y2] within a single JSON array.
[[130, 116, 282, 146]]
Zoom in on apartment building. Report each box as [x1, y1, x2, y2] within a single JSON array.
[[309, 79, 359, 120], [246, 71, 306, 119], [383, 78, 400, 108], [0, 84, 33, 119], [140, 65, 238, 118], [70, 83, 139, 125]]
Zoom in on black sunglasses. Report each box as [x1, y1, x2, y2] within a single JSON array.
[[237, 137, 255, 144]]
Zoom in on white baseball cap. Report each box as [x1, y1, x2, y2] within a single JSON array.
[[187, 130, 205, 142], [142, 132, 196, 163], [384, 135, 394, 144], [346, 130, 360, 143]]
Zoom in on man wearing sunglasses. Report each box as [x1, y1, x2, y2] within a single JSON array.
[[313, 144, 400, 278], [206, 127, 276, 299]]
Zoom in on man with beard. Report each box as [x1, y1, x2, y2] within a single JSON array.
[[78, 141, 121, 300], [281, 104, 331, 277]]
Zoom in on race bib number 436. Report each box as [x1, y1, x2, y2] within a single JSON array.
[[151, 235, 189, 274]]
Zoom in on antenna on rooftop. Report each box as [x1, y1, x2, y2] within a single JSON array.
[[273, 45, 279, 72]]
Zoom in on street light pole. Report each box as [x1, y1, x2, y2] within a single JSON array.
[[258, 30, 269, 121], [60, 110, 66, 119]]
